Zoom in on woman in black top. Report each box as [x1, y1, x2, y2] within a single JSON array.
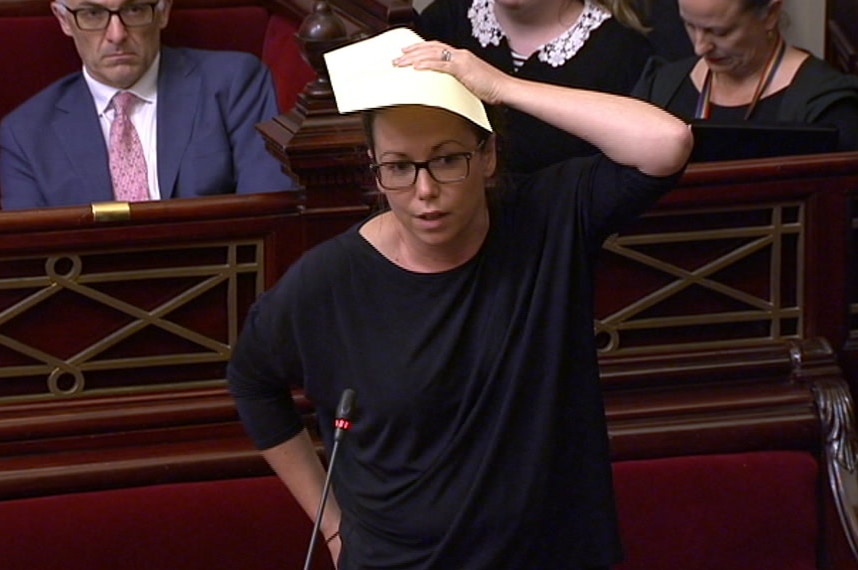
[[228, 29, 692, 570], [632, 0, 858, 151]]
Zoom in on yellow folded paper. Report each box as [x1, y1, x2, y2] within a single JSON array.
[[324, 27, 493, 132]]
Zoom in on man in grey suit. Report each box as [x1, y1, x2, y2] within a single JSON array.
[[0, 0, 297, 210]]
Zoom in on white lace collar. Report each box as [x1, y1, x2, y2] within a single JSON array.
[[468, 0, 612, 67]]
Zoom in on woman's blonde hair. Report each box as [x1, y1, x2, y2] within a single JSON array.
[[590, 0, 649, 34]]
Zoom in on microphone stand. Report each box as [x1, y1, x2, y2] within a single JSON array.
[[302, 389, 355, 570]]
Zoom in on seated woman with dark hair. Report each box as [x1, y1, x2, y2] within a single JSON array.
[[415, 0, 654, 173], [632, 0, 858, 151]]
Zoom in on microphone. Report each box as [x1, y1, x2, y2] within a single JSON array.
[[333, 388, 356, 442], [302, 388, 356, 570]]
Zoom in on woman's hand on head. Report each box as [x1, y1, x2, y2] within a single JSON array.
[[394, 41, 509, 106]]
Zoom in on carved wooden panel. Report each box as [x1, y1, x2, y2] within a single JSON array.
[[0, 194, 303, 498], [0, 195, 303, 402], [597, 201, 803, 355], [596, 153, 858, 377], [0, 241, 264, 401]]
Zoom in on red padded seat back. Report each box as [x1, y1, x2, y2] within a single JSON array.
[[0, 16, 82, 120], [165, 6, 314, 112], [613, 451, 820, 570], [164, 6, 269, 55], [0, 475, 334, 570], [262, 12, 316, 112]]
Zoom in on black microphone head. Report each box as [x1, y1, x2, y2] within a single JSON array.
[[336, 388, 356, 421]]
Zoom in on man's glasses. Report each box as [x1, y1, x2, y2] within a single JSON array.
[[369, 140, 487, 191], [57, 2, 160, 31]]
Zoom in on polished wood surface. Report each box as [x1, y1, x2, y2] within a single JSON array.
[[598, 152, 858, 362]]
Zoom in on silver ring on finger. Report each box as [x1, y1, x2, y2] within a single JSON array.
[[441, 48, 452, 62]]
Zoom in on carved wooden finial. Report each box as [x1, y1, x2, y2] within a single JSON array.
[[296, 1, 349, 98], [258, 1, 415, 210]]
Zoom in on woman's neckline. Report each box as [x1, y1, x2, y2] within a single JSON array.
[[690, 44, 810, 109], [358, 210, 490, 274]]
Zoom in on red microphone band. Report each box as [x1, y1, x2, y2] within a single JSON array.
[[335, 418, 352, 431]]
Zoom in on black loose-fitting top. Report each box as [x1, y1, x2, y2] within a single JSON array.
[[228, 155, 680, 569]]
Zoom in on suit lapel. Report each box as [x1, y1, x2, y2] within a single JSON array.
[[53, 78, 114, 203], [157, 47, 199, 198]]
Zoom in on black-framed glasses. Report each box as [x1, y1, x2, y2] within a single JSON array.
[[370, 140, 487, 191], [57, 2, 160, 31]]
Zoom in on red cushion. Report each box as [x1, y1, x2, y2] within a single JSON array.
[[0, 17, 82, 120], [0, 476, 334, 570], [262, 13, 316, 112], [613, 451, 819, 570], [0, 452, 822, 569], [164, 7, 269, 56], [165, 7, 314, 111]]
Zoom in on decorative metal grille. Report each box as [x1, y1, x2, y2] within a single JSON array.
[[0, 241, 264, 401], [597, 202, 803, 355]]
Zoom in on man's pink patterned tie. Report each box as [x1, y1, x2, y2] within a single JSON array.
[[109, 91, 149, 202]]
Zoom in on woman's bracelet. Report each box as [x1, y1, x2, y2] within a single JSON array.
[[325, 530, 341, 544]]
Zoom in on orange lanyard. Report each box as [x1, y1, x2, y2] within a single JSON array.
[[695, 36, 787, 120]]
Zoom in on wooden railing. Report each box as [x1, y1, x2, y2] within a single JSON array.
[[598, 152, 858, 361], [0, 194, 300, 496]]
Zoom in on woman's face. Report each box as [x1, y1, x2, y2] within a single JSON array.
[[679, 0, 780, 79], [370, 105, 496, 251]]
